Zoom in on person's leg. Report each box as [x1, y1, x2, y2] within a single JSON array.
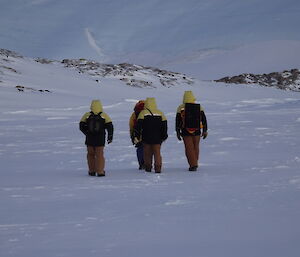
[[94, 146, 105, 176], [87, 146, 96, 175], [152, 144, 162, 173], [192, 136, 201, 166], [136, 144, 144, 169], [183, 136, 198, 169], [143, 143, 153, 172]]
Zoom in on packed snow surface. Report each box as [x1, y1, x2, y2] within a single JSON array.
[[0, 54, 300, 257]]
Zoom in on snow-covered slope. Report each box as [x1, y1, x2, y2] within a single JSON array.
[[0, 49, 194, 93], [1, 50, 300, 257], [163, 40, 300, 80]]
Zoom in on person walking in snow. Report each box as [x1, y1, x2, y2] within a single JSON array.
[[176, 91, 208, 171], [79, 100, 113, 176], [129, 100, 145, 170], [135, 97, 168, 173]]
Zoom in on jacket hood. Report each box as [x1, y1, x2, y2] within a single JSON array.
[[183, 91, 196, 104], [90, 100, 103, 114], [145, 97, 157, 111]]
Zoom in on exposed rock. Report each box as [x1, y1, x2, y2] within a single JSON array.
[[0, 49, 23, 58], [1, 48, 194, 89], [15, 85, 51, 93], [61, 59, 194, 88], [0, 65, 20, 74], [35, 58, 54, 64], [215, 69, 300, 92]]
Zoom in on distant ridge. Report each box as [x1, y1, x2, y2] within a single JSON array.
[[215, 69, 300, 92], [1, 48, 300, 92], [0, 48, 194, 90]]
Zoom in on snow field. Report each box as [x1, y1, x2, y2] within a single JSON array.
[[0, 57, 300, 257]]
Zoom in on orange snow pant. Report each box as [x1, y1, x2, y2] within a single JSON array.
[[183, 135, 200, 168], [143, 143, 162, 172], [87, 146, 105, 175]]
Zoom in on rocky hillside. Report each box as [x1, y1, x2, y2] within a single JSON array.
[[215, 69, 300, 92], [60, 59, 194, 88], [2, 48, 300, 92], [1, 48, 194, 90]]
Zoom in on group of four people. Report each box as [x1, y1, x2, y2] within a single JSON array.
[[79, 91, 208, 176]]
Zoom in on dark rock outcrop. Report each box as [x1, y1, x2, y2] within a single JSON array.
[[215, 69, 300, 92], [61, 59, 194, 88]]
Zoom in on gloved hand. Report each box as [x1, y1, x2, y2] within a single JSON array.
[[107, 135, 113, 144], [135, 142, 142, 148], [131, 135, 135, 145], [79, 122, 88, 135], [202, 132, 208, 139], [162, 134, 168, 142], [133, 137, 139, 145], [176, 129, 182, 141]]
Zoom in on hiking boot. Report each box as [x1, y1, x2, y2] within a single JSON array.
[[97, 171, 105, 177], [145, 164, 152, 172], [139, 164, 145, 170], [188, 166, 198, 171], [88, 172, 96, 176], [154, 165, 162, 173]]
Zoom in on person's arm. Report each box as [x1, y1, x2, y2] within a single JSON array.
[[103, 113, 113, 144], [176, 112, 183, 140], [162, 120, 168, 141], [175, 105, 183, 140], [129, 113, 135, 144], [134, 111, 144, 139], [105, 122, 114, 144], [161, 113, 168, 141], [79, 113, 89, 135], [201, 110, 208, 139]]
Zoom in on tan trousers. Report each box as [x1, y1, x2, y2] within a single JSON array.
[[143, 144, 162, 172], [87, 146, 105, 175], [183, 136, 200, 167]]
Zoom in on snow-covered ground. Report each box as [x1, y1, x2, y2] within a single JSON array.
[[1, 54, 300, 257]]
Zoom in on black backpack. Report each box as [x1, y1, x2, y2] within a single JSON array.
[[182, 103, 201, 134], [86, 112, 104, 134]]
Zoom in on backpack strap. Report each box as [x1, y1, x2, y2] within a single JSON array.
[[90, 111, 102, 117], [146, 108, 154, 116]]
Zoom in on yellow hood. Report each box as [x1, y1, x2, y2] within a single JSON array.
[[144, 97, 157, 111], [90, 100, 103, 114], [183, 91, 196, 104]]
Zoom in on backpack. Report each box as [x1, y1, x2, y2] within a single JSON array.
[[86, 112, 104, 134], [181, 103, 202, 134]]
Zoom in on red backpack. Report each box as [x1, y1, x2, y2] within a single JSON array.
[[133, 101, 145, 126]]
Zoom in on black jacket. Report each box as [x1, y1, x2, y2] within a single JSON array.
[[135, 108, 168, 145], [80, 111, 113, 147]]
